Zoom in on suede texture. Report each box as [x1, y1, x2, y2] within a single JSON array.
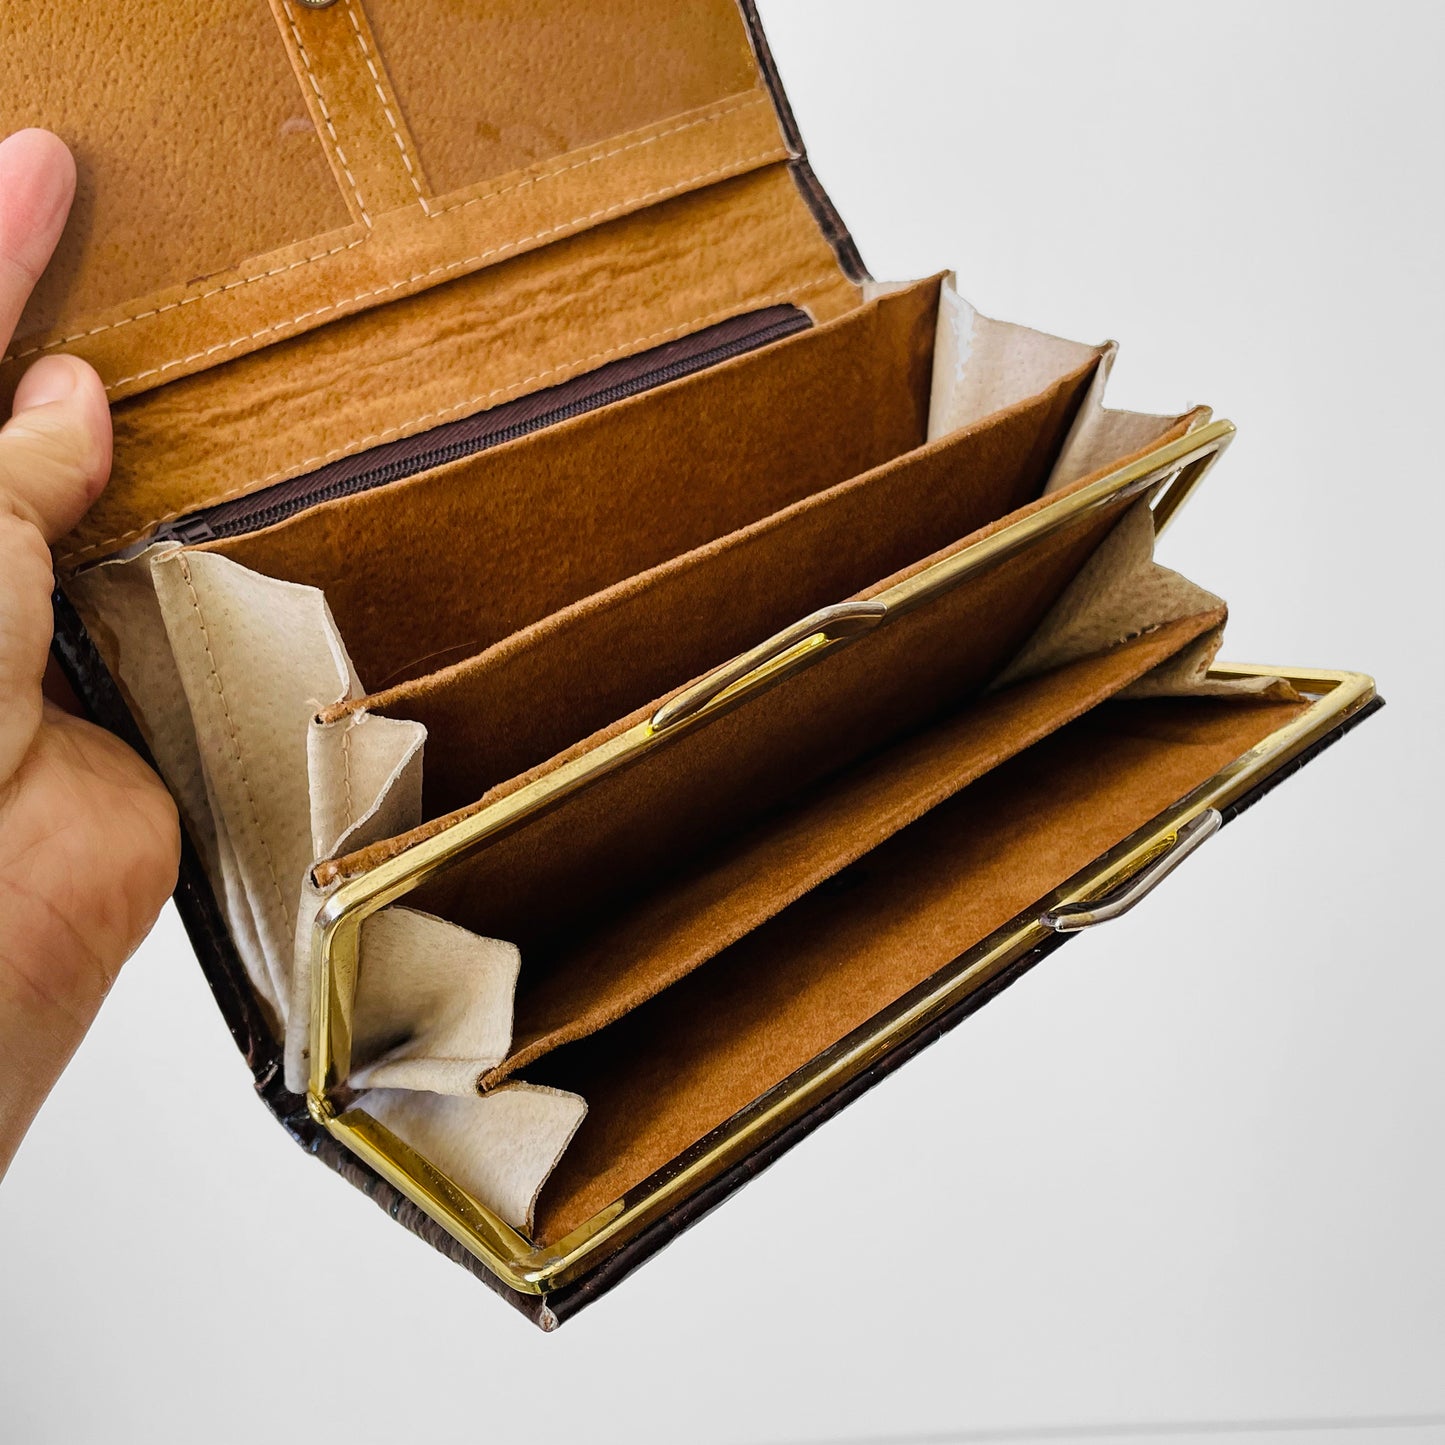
[[210, 278, 942, 692], [365, 0, 762, 196], [320, 408, 1192, 890], [482, 613, 1223, 1088], [346, 324, 1095, 814], [2, 0, 811, 414], [61, 166, 857, 568], [528, 695, 1309, 1245], [393, 495, 1135, 936]]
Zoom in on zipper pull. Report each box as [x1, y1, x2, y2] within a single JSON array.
[[155, 515, 217, 547]]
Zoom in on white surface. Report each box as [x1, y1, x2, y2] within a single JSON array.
[[3, 3, 1442, 1442]]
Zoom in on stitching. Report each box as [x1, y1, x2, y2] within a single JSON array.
[[340, 716, 356, 827], [343, 0, 429, 214], [63, 275, 833, 565], [100, 147, 789, 392], [1, 93, 770, 367], [282, 0, 372, 227], [1, 238, 368, 365], [175, 554, 294, 935], [429, 93, 768, 219]]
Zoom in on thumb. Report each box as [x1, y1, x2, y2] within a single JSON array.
[[0, 353, 112, 781], [0, 353, 112, 543]]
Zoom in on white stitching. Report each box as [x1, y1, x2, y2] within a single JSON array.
[[2, 93, 771, 367], [343, 0, 429, 214], [428, 94, 768, 219], [0, 238, 368, 365], [282, 0, 372, 227], [62, 276, 832, 565], [100, 147, 789, 392], [176, 554, 295, 935]]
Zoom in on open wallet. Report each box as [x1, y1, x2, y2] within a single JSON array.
[[8, 0, 1380, 1329]]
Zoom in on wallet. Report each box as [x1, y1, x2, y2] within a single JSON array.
[[7, 0, 1380, 1329]]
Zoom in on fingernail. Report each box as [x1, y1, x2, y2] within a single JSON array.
[[16, 357, 80, 410]]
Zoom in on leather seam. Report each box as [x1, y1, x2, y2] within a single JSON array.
[[61, 274, 834, 566], [175, 553, 295, 936], [2, 238, 370, 366], [341, 714, 356, 830], [281, 0, 373, 228], [3, 94, 771, 369], [343, 0, 430, 214], [98, 146, 791, 394], [427, 93, 769, 219]]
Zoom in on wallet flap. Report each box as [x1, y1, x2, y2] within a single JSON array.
[[0, 0, 844, 409]]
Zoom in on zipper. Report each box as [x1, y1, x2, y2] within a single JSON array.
[[137, 305, 812, 553]]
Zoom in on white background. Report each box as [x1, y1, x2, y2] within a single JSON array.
[[3, 4, 1442, 1443]]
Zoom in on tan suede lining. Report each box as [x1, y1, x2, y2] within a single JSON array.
[[61, 166, 857, 569], [365, 0, 763, 197], [481, 613, 1222, 1089], [321, 404, 1192, 887], [391, 494, 1132, 931], [528, 695, 1309, 1245], [363, 349, 1099, 819], [3, 0, 804, 411], [209, 277, 943, 692]]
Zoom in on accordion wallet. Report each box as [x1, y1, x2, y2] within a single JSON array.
[[7, 0, 1379, 1329]]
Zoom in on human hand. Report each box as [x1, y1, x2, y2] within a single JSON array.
[[0, 130, 180, 1177]]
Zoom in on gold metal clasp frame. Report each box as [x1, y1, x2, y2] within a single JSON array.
[[303, 421, 1372, 1295]]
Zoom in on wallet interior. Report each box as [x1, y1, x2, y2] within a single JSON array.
[[64, 264, 1307, 1245], [14, 0, 1370, 1319]]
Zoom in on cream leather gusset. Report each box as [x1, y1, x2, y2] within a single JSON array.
[[308, 710, 426, 862], [926, 275, 1097, 442], [72, 540, 583, 1227], [922, 275, 1178, 495], [1045, 341, 1184, 494], [992, 501, 1296, 701], [349, 909, 521, 1095], [362, 1085, 587, 1236], [285, 706, 428, 1093], [151, 551, 361, 1018]]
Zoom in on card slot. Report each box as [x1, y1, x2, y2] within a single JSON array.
[[477, 611, 1223, 1090], [523, 694, 1312, 1247], [400, 488, 1148, 962], [354, 350, 1110, 818], [204, 277, 943, 692]]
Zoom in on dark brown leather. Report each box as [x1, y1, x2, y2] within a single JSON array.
[[738, 0, 870, 282]]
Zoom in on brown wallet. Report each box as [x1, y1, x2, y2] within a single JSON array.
[[6, 0, 1379, 1329]]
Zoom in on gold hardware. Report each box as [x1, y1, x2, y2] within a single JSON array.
[[651, 600, 888, 732], [309, 421, 1234, 1096], [301, 420, 1376, 1296], [313, 664, 1377, 1294]]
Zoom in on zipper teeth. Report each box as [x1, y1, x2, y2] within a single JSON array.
[[165, 311, 810, 546]]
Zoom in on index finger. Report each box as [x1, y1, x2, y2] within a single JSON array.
[[0, 129, 76, 357]]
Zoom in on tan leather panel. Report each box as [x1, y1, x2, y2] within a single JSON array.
[[365, 0, 762, 195], [58, 165, 856, 569], [269, 0, 433, 223], [0, 0, 350, 343], [209, 279, 940, 695], [0, 1, 810, 417], [530, 697, 1310, 1244], [483, 613, 1223, 1088]]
